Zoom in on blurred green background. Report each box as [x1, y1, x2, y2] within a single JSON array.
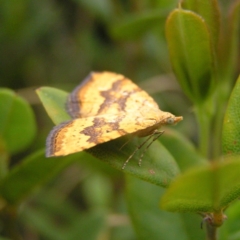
[[1, 0, 180, 90], [0, 0, 237, 239]]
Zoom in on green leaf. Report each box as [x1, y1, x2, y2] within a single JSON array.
[[160, 129, 207, 172], [161, 158, 240, 212], [0, 149, 79, 204], [0, 88, 36, 154], [166, 8, 215, 103], [126, 175, 204, 240], [219, 0, 240, 80], [222, 76, 240, 155], [181, 0, 220, 50], [37, 86, 180, 187], [88, 137, 180, 187], [36, 87, 70, 125]]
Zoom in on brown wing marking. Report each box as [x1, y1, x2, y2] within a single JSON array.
[[67, 72, 158, 118], [46, 113, 158, 157]]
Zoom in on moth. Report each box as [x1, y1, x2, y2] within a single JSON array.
[[46, 72, 183, 169]]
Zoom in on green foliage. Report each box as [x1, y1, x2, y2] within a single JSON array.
[[166, 8, 215, 103], [181, 0, 220, 50], [222, 76, 240, 155], [20, 191, 107, 240], [160, 130, 207, 171], [0, 89, 36, 154], [36, 87, 70, 125], [110, 9, 170, 40], [0, 150, 79, 204], [0, 0, 240, 239], [126, 175, 204, 240], [161, 159, 240, 213]]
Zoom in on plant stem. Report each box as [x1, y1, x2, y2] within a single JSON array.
[[195, 103, 212, 158], [206, 224, 217, 240]]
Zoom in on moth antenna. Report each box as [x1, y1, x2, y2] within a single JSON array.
[[119, 135, 134, 150], [138, 130, 164, 166]]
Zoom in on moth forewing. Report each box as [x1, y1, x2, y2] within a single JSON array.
[[46, 71, 183, 169]]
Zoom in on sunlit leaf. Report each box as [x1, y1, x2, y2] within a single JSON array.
[[161, 158, 240, 212], [36, 87, 70, 125]]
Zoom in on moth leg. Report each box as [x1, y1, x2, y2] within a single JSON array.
[[138, 130, 164, 167], [121, 130, 164, 169], [121, 134, 153, 169]]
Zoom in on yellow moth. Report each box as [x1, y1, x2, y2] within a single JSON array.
[[46, 72, 183, 168]]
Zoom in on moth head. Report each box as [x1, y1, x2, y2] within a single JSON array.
[[164, 115, 183, 125]]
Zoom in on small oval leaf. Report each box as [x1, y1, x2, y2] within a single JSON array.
[[181, 0, 221, 50], [219, 1, 240, 84], [0, 88, 36, 154], [88, 137, 180, 187], [36, 87, 70, 125], [166, 8, 215, 103], [161, 158, 240, 212]]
